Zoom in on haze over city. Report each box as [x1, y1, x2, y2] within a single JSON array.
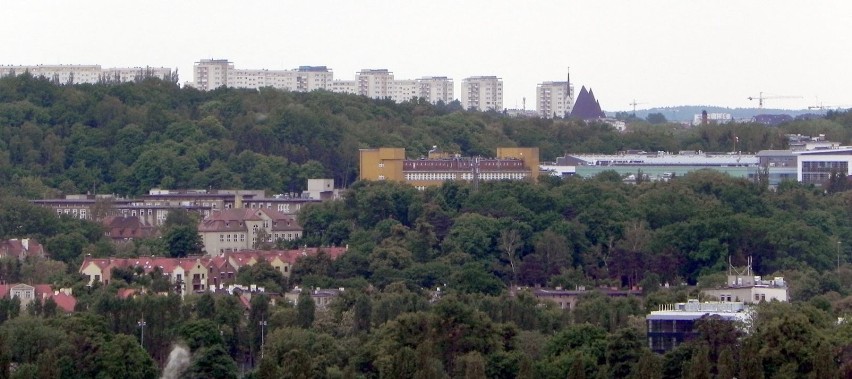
[[2, 0, 851, 111]]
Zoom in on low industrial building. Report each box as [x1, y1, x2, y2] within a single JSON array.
[[359, 147, 539, 189], [646, 300, 750, 353], [795, 147, 852, 185], [545, 151, 758, 181]]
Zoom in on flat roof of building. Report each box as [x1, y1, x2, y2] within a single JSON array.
[[646, 311, 750, 322], [567, 152, 758, 166], [794, 146, 852, 155]]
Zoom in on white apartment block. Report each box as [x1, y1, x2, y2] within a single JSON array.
[[357, 69, 393, 99], [188, 59, 456, 106], [0, 64, 172, 85], [192, 59, 334, 92], [461, 76, 503, 111], [331, 80, 357, 95], [417, 76, 454, 105], [390, 79, 417, 103], [537, 81, 574, 118], [293, 66, 334, 92], [193, 59, 233, 91]]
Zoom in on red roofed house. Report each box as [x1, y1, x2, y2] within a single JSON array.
[[198, 208, 303, 254], [78, 246, 345, 294], [0, 283, 76, 313], [102, 215, 157, 241], [79, 256, 213, 294], [0, 238, 46, 260]]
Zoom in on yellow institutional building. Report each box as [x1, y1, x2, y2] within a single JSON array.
[[359, 147, 539, 189]]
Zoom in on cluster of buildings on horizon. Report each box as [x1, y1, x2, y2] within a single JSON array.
[[0, 63, 174, 85], [358, 133, 852, 189], [3, 61, 841, 123], [189, 59, 586, 118], [0, 60, 595, 119]]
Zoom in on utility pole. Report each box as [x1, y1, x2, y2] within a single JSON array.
[[259, 320, 268, 359], [838, 241, 842, 272], [138, 319, 147, 347]]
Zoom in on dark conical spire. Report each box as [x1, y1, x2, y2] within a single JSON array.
[[570, 86, 606, 120]]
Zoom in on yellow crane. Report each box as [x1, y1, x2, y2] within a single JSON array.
[[747, 92, 802, 108]]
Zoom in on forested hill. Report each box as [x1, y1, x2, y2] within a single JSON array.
[[3, 74, 852, 197]]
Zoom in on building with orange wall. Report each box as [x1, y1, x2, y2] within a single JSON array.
[[359, 147, 539, 189]]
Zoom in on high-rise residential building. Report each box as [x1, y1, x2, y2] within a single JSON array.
[[0, 64, 172, 85], [189, 59, 456, 105], [227, 66, 333, 91], [461, 76, 503, 111], [537, 81, 574, 118], [357, 69, 393, 99], [331, 80, 357, 95], [192, 59, 334, 92], [294, 66, 334, 92], [417, 76, 454, 105], [389, 79, 417, 103], [193, 59, 233, 90]]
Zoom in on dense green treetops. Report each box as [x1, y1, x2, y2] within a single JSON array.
[[2, 76, 852, 377], [3, 74, 852, 197]]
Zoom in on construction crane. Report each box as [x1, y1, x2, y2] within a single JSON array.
[[629, 99, 646, 115], [808, 101, 851, 111], [747, 92, 802, 108]]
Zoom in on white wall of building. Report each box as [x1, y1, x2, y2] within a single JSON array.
[[331, 80, 357, 95], [193, 59, 233, 90], [461, 76, 503, 111], [357, 69, 393, 99], [1, 64, 172, 85], [417, 76, 454, 105], [795, 149, 852, 183], [390, 79, 417, 103], [537, 81, 574, 118]]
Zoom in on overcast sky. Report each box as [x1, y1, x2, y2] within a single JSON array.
[[3, 0, 851, 111]]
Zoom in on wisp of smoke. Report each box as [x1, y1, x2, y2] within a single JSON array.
[[160, 344, 191, 379]]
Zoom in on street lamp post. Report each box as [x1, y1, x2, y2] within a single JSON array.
[[838, 241, 842, 272], [138, 319, 147, 347], [259, 320, 268, 359]]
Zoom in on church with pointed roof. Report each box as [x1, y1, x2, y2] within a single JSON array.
[[570, 86, 606, 120]]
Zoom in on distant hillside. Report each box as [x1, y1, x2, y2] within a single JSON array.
[[607, 106, 830, 123]]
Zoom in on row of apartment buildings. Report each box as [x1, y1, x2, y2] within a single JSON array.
[[189, 59, 575, 116], [0, 60, 577, 118], [28, 180, 344, 254], [190, 59, 475, 109], [32, 179, 337, 225], [32, 191, 311, 254], [0, 64, 173, 84]]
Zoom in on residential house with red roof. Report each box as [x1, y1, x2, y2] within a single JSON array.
[[0, 238, 46, 260], [78, 246, 346, 294], [102, 215, 157, 241], [198, 208, 303, 254], [0, 283, 76, 313]]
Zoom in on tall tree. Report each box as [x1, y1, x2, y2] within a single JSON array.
[[164, 225, 202, 258], [296, 292, 315, 329], [181, 345, 238, 379], [100, 334, 158, 379], [499, 229, 522, 283]]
